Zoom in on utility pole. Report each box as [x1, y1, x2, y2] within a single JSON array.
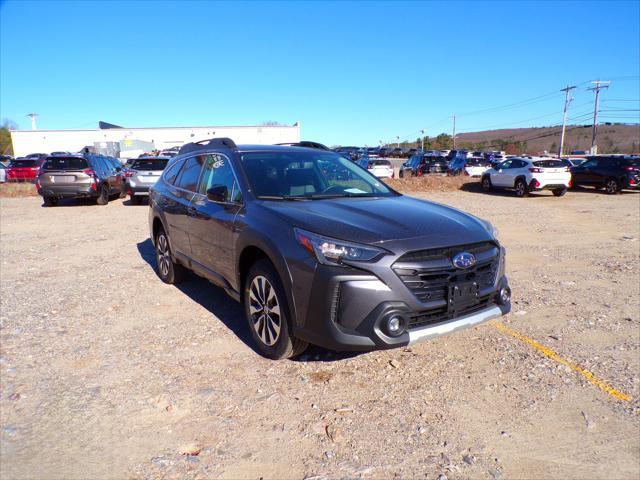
[[588, 80, 610, 154], [558, 85, 576, 158], [452, 115, 456, 149], [26, 113, 39, 130], [396, 136, 400, 148], [420, 129, 425, 151]]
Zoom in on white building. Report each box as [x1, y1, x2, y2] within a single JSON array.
[[10, 122, 301, 158]]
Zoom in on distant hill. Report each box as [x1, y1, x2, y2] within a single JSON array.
[[454, 124, 639, 155]]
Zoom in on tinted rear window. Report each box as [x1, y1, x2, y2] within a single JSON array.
[[131, 159, 169, 171], [623, 158, 640, 166], [42, 157, 88, 170], [371, 160, 391, 166], [9, 159, 38, 167], [533, 160, 565, 168]]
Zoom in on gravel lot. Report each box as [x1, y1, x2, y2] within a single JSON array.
[[1, 187, 639, 479]]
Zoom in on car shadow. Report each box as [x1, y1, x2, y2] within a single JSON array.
[[460, 181, 565, 198], [122, 197, 149, 206], [40, 195, 126, 208], [136, 238, 362, 362]]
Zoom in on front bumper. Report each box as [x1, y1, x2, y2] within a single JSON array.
[[291, 244, 511, 351]]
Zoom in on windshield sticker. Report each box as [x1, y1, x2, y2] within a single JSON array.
[[344, 188, 367, 194]]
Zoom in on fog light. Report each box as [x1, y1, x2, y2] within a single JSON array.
[[499, 287, 511, 305], [384, 314, 406, 337]]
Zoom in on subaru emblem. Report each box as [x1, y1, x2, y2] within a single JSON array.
[[452, 252, 476, 269]]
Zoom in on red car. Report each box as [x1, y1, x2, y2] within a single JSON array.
[[6, 158, 47, 182]]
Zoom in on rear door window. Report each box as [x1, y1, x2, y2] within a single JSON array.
[[174, 155, 205, 192], [163, 159, 185, 185]]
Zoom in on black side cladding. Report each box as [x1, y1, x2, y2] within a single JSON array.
[[178, 137, 238, 155]]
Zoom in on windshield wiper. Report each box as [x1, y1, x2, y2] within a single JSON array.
[[256, 195, 312, 201]]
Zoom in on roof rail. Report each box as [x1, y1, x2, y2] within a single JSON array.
[[178, 137, 237, 155]]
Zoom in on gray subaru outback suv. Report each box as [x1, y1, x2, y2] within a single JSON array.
[[148, 138, 511, 359]]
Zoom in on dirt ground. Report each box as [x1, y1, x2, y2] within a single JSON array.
[[1, 186, 639, 480]]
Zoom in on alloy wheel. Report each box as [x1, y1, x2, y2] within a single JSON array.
[[156, 233, 171, 278], [248, 275, 281, 346], [606, 179, 617, 194]]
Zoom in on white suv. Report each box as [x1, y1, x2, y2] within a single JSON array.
[[481, 157, 571, 197]]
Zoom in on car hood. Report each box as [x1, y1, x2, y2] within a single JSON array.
[[261, 195, 493, 247]]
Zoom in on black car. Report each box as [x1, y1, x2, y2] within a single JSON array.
[[148, 138, 511, 359], [570, 155, 640, 194], [36, 154, 126, 206], [378, 147, 393, 157], [426, 155, 449, 174]]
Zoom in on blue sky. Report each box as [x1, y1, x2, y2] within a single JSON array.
[[1, 0, 639, 146]]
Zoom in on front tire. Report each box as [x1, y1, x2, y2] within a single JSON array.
[[481, 175, 492, 192], [514, 178, 529, 197], [244, 260, 308, 360], [155, 227, 187, 284], [605, 178, 620, 194], [44, 197, 58, 207]]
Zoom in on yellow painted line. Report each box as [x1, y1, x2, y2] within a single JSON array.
[[492, 322, 632, 403]]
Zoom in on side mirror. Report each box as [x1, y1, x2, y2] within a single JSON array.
[[116, 167, 122, 172], [206, 185, 228, 202]]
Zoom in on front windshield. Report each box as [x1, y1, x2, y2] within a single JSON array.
[[240, 151, 397, 199]]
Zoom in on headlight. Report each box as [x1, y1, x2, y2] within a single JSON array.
[[294, 228, 388, 265]]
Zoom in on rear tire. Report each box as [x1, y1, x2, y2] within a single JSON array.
[[481, 175, 492, 192], [96, 184, 109, 205], [44, 197, 58, 207], [244, 260, 308, 360], [155, 227, 187, 284], [514, 178, 529, 197], [552, 187, 567, 197], [605, 178, 620, 194], [131, 195, 143, 205]]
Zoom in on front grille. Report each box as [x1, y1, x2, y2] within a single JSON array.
[[408, 295, 493, 329], [392, 242, 499, 304]]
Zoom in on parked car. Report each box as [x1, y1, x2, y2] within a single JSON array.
[[0, 163, 6, 183], [465, 157, 491, 177], [125, 156, 171, 204], [481, 157, 571, 197], [447, 157, 467, 176], [426, 155, 448, 173], [36, 154, 126, 206], [6, 157, 46, 182], [562, 157, 585, 167], [358, 158, 394, 178], [25, 153, 48, 160], [367, 147, 381, 157], [148, 138, 511, 359], [387, 148, 403, 158], [0, 155, 14, 166], [446, 150, 468, 162], [570, 155, 640, 194], [399, 154, 429, 177], [378, 147, 393, 158]]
